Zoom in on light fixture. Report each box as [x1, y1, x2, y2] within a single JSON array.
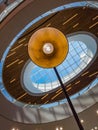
[[11, 128, 19, 130], [96, 110, 98, 114], [94, 126, 98, 130], [28, 27, 84, 130], [91, 126, 98, 130], [43, 43, 54, 55], [56, 127, 59, 130], [12, 128, 15, 130], [28, 27, 68, 68], [60, 126, 63, 130], [80, 119, 84, 123], [56, 127, 63, 130]]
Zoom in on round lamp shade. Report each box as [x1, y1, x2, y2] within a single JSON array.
[[28, 27, 69, 68]]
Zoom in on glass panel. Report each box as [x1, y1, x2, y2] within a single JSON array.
[[25, 40, 94, 93]]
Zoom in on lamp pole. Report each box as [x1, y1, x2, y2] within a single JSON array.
[[28, 27, 84, 129], [54, 67, 84, 130]]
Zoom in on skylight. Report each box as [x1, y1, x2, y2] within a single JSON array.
[[22, 33, 97, 94]]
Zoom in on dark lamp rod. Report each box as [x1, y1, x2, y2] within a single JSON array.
[[53, 67, 84, 130]]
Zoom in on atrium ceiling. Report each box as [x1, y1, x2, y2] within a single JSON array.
[[0, 0, 98, 130]]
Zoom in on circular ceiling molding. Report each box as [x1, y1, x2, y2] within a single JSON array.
[[1, 6, 98, 105]]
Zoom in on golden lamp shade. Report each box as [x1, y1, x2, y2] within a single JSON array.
[[28, 27, 69, 68]]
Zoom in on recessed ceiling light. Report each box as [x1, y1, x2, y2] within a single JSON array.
[[60, 127, 63, 130], [12, 128, 15, 130], [80, 119, 84, 123], [96, 110, 98, 114], [91, 129, 94, 130], [56, 127, 59, 130], [11, 128, 19, 130], [94, 126, 98, 130]]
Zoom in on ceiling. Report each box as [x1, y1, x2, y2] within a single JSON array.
[[2, 5, 98, 105], [0, 0, 98, 130]]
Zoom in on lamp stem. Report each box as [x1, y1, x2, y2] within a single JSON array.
[[53, 67, 84, 130]]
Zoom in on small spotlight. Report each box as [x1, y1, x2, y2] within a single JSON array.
[[56, 127, 59, 130], [60, 127, 63, 130], [96, 110, 98, 114], [11, 128, 19, 130], [95, 126, 98, 130], [12, 128, 15, 130], [80, 119, 84, 123]]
